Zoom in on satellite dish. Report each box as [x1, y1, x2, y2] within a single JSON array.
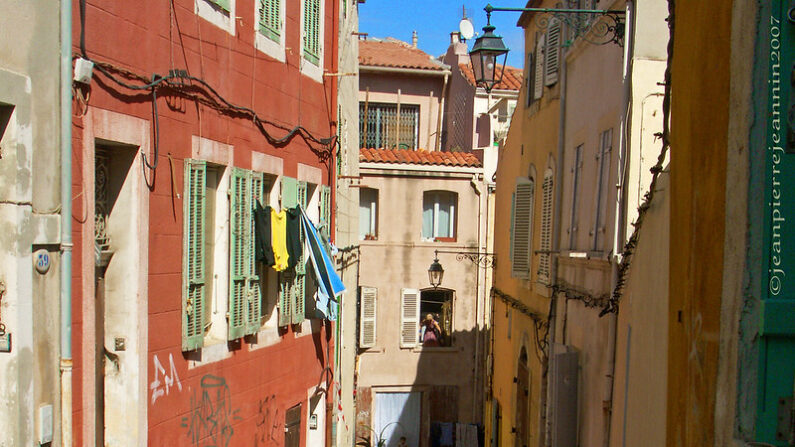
[[459, 18, 475, 41]]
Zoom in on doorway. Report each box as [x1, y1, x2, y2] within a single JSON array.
[[514, 348, 529, 447], [374, 392, 421, 447]]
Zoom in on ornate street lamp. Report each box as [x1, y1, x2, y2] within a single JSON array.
[[468, 6, 509, 93], [428, 257, 444, 288]]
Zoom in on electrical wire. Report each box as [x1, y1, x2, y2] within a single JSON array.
[[77, 0, 336, 173]]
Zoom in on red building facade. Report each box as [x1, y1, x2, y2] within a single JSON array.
[[70, 0, 340, 445]]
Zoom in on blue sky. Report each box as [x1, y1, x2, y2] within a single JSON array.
[[358, 1, 527, 69]]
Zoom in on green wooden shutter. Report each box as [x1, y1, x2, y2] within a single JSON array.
[[292, 181, 308, 324], [258, 0, 282, 42], [320, 185, 332, 249], [246, 172, 264, 335], [209, 0, 230, 12], [278, 176, 298, 326], [228, 168, 249, 340], [182, 159, 207, 351], [303, 0, 321, 65], [512, 179, 534, 279]]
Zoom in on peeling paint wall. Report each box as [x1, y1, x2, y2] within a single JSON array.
[[0, 1, 63, 446]]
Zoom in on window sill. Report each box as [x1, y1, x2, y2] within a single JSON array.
[[300, 57, 323, 83], [411, 346, 461, 353]]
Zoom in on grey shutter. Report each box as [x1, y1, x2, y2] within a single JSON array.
[[545, 20, 561, 86], [538, 171, 554, 282], [400, 288, 420, 348], [533, 35, 545, 100], [512, 178, 535, 279], [359, 287, 377, 348]]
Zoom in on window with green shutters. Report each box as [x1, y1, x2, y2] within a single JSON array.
[[292, 181, 308, 324], [229, 169, 267, 340], [182, 159, 207, 351], [258, 0, 282, 43], [319, 185, 331, 250], [208, 0, 230, 12], [278, 177, 307, 326], [302, 0, 321, 65]]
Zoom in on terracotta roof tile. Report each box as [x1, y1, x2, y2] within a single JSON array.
[[359, 39, 447, 71], [459, 63, 523, 91], [359, 148, 482, 168]]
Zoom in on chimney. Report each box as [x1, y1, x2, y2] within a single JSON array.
[[412, 30, 418, 48], [450, 32, 461, 45]]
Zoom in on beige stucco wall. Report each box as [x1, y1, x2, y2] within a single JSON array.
[[357, 163, 486, 427], [359, 71, 446, 150], [335, 2, 361, 446], [609, 171, 669, 447]]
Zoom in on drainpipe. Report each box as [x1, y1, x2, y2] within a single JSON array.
[[542, 39, 568, 447], [60, 0, 74, 445], [434, 72, 449, 151], [471, 174, 483, 422], [604, 3, 635, 447]]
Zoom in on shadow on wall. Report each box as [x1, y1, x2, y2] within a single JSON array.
[[355, 325, 488, 447]]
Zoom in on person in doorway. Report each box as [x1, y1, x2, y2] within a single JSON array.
[[420, 313, 441, 347]]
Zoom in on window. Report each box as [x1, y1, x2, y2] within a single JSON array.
[[568, 145, 583, 249], [258, 0, 282, 42], [359, 188, 378, 240], [359, 102, 420, 149], [533, 35, 545, 101], [302, 0, 322, 71], [229, 168, 266, 339], [592, 129, 613, 251], [400, 288, 420, 348], [196, 0, 235, 35], [278, 177, 308, 326], [419, 289, 453, 347], [359, 287, 377, 348], [183, 159, 208, 350], [511, 178, 534, 279], [255, 0, 286, 61], [544, 19, 561, 86], [183, 160, 271, 350], [524, 52, 534, 107], [422, 191, 457, 241], [538, 169, 554, 282]]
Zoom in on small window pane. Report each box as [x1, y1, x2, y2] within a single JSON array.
[[359, 188, 378, 240]]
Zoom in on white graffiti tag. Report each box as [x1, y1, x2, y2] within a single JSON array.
[[150, 353, 182, 405]]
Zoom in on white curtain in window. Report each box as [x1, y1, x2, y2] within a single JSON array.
[[437, 197, 451, 238], [422, 199, 434, 239], [359, 188, 377, 239]]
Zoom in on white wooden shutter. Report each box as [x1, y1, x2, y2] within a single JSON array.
[[400, 288, 420, 348], [512, 178, 534, 279], [359, 287, 377, 348], [533, 35, 545, 100], [545, 20, 561, 86], [538, 171, 554, 282]]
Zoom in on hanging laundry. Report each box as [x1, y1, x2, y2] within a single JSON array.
[[299, 206, 346, 320], [271, 208, 289, 272], [285, 207, 303, 269], [254, 202, 275, 266]]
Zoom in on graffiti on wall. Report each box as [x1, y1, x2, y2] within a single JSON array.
[[254, 394, 281, 446], [150, 353, 183, 405], [181, 375, 242, 447]]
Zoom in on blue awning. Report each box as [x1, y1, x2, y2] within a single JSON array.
[[299, 207, 345, 320]]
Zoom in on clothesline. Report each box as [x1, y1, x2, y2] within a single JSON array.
[[253, 202, 345, 320]]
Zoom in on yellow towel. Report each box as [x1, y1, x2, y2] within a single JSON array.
[[271, 208, 289, 271]]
